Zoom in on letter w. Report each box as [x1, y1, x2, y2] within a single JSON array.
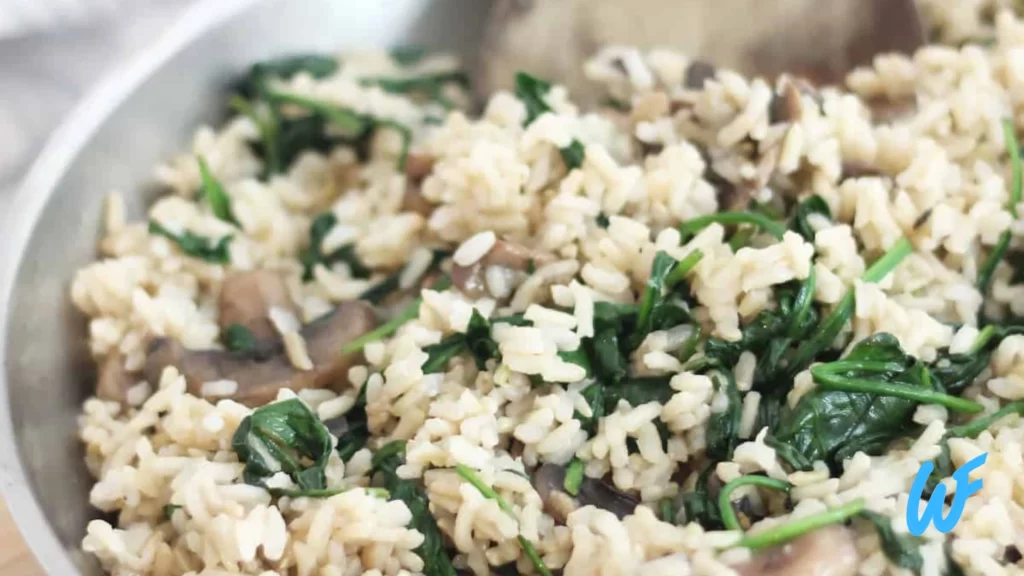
[[906, 453, 987, 537]]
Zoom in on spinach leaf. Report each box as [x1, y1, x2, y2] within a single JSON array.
[[787, 237, 913, 377], [774, 333, 979, 472], [422, 333, 469, 374], [360, 71, 469, 109], [635, 251, 679, 343], [300, 212, 371, 281], [232, 398, 332, 491], [563, 458, 585, 496], [605, 376, 675, 408], [514, 71, 587, 170], [335, 382, 370, 462], [222, 323, 258, 352], [373, 441, 457, 576], [791, 195, 831, 242], [421, 309, 503, 374], [239, 54, 339, 99], [705, 371, 742, 461], [681, 466, 724, 529], [197, 157, 239, 226], [234, 54, 340, 175], [148, 220, 232, 263], [574, 382, 606, 434], [267, 90, 413, 170], [389, 46, 427, 66], [977, 118, 1021, 298], [931, 325, 1024, 395], [860, 510, 924, 571]]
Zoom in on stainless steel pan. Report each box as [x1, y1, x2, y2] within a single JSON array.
[[0, 1, 489, 573]]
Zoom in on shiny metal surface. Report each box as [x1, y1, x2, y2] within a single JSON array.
[[0, 0, 489, 573]]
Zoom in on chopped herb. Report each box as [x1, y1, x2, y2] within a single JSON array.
[[560, 139, 586, 170], [596, 213, 611, 228], [231, 398, 333, 491], [564, 458, 585, 496], [739, 498, 866, 550], [222, 323, 258, 352], [718, 475, 791, 531], [148, 220, 232, 263], [455, 465, 554, 576], [196, 156, 239, 226]]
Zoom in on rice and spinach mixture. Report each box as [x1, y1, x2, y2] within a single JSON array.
[[73, 4, 1024, 576]]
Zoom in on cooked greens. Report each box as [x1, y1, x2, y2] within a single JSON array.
[[148, 220, 232, 263], [455, 465, 553, 576], [222, 323, 258, 352], [231, 398, 333, 492], [374, 441, 456, 576], [197, 157, 240, 226], [299, 212, 371, 281], [860, 510, 924, 572], [977, 118, 1021, 298], [514, 72, 587, 170]]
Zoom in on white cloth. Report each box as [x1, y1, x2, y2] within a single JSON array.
[[0, 0, 191, 213]]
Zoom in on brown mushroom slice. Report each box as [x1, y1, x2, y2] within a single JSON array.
[[532, 463, 640, 523], [451, 238, 554, 299], [144, 301, 377, 407], [401, 154, 438, 218], [732, 525, 860, 576], [96, 353, 140, 404], [218, 270, 298, 341]]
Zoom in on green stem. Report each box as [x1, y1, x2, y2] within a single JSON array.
[[678, 211, 787, 242], [977, 231, 1010, 297], [455, 465, 553, 576], [230, 95, 281, 174], [342, 300, 421, 354], [739, 499, 866, 550], [968, 325, 999, 355], [788, 268, 817, 338], [947, 401, 1024, 438], [677, 325, 703, 363], [718, 476, 792, 531], [665, 249, 705, 289], [810, 367, 984, 413], [1003, 118, 1021, 219], [789, 238, 913, 374], [267, 89, 366, 135]]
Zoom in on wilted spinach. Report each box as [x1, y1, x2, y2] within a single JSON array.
[[373, 441, 456, 576], [514, 71, 587, 169], [335, 382, 370, 462], [359, 249, 449, 305], [197, 156, 240, 226], [860, 510, 924, 572], [772, 333, 981, 473], [791, 195, 831, 242], [360, 70, 469, 109], [977, 118, 1021, 298], [148, 220, 232, 264], [232, 398, 333, 491], [299, 212, 371, 281]]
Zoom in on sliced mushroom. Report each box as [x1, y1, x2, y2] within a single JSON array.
[[451, 238, 553, 300], [732, 525, 859, 576], [769, 78, 804, 124], [532, 463, 640, 523], [402, 153, 438, 217], [144, 301, 376, 406], [684, 60, 717, 90], [96, 353, 139, 404], [218, 270, 298, 341]]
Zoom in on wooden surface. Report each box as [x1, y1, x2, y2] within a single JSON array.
[[0, 498, 43, 575]]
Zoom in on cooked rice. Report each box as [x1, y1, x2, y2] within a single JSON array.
[[70, 4, 1024, 575]]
